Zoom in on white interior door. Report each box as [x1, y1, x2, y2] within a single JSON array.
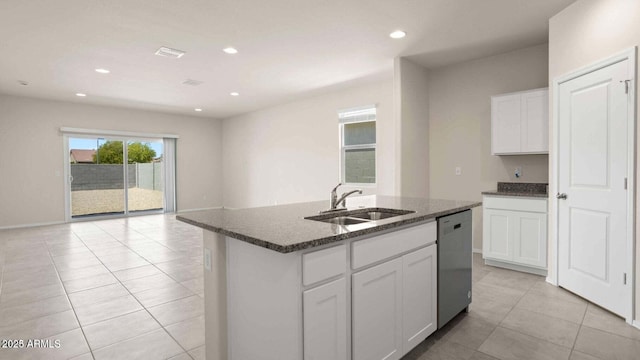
[[557, 58, 632, 318]]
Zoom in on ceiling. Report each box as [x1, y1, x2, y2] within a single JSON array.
[[0, 0, 575, 119]]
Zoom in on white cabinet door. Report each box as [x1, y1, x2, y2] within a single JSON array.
[[303, 278, 347, 360], [512, 212, 547, 268], [401, 244, 437, 355], [352, 258, 403, 360], [482, 209, 513, 261], [521, 89, 549, 153], [491, 93, 521, 154], [491, 89, 549, 155]]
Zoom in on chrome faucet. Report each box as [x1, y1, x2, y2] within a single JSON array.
[[327, 183, 362, 211], [335, 189, 363, 208]]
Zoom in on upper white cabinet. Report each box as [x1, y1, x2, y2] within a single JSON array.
[[491, 88, 549, 155]]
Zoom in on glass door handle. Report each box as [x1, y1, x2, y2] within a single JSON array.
[[556, 193, 568, 200]]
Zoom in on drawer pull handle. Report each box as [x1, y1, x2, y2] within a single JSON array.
[[454, 224, 461, 229]]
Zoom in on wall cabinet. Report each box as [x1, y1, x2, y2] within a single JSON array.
[[482, 196, 547, 275], [491, 88, 549, 155]]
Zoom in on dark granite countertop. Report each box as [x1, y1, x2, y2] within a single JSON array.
[[177, 196, 481, 253], [482, 182, 548, 198], [481, 191, 548, 198]]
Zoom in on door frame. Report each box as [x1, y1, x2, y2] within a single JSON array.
[[549, 47, 637, 323]]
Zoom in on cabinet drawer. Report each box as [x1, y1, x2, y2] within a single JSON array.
[[483, 196, 547, 213], [303, 244, 346, 286], [351, 221, 436, 270]]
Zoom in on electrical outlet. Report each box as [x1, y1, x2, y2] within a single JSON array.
[[455, 166, 462, 176], [204, 248, 212, 272]]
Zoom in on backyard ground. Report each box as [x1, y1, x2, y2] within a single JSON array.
[[71, 188, 163, 216]]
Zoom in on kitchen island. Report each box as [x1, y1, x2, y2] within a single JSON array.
[[177, 195, 480, 360]]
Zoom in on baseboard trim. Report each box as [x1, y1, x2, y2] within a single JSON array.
[[472, 248, 482, 254], [485, 259, 547, 277], [0, 220, 65, 230], [177, 207, 223, 213], [633, 321, 640, 330]]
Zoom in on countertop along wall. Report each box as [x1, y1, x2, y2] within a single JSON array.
[[221, 80, 395, 209], [548, 0, 640, 324], [427, 43, 550, 251], [0, 94, 224, 228]]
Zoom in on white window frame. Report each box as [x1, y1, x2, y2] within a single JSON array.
[[339, 105, 377, 186]]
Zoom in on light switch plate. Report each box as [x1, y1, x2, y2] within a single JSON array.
[[455, 166, 462, 176], [204, 248, 212, 272]]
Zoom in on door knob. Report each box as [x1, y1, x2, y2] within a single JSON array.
[[556, 193, 568, 200]]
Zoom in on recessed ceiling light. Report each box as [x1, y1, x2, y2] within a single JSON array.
[[76, 93, 87, 97], [230, 92, 239, 96], [194, 108, 203, 112], [223, 47, 238, 54], [155, 46, 186, 58], [389, 30, 406, 39], [95, 68, 110, 74]]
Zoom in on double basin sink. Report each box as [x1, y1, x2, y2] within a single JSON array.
[[305, 208, 415, 225]]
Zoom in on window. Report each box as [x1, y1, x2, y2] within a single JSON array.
[[339, 105, 376, 184]]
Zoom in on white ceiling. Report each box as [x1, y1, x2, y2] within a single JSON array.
[[0, 0, 575, 119]]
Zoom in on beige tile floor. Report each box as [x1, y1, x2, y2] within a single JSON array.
[[0, 215, 205, 360], [1, 214, 639, 359], [405, 254, 640, 360]]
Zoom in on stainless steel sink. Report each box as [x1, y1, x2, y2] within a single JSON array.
[[350, 211, 405, 221], [305, 208, 415, 225], [320, 216, 370, 225]]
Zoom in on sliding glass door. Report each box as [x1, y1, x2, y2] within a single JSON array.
[[126, 139, 164, 213], [68, 136, 164, 219]]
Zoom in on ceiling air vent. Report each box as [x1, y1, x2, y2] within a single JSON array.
[[155, 46, 185, 59], [182, 79, 203, 86]]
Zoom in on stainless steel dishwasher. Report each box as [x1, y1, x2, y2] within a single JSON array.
[[437, 209, 472, 329]]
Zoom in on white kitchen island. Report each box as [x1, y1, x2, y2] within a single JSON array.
[[177, 196, 480, 360]]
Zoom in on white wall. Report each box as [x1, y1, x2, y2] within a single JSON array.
[[428, 44, 550, 250], [394, 58, 430, 198], [548, 0, 640, 321], [0, 95, 223, 228], [222, 80, 394, 209]]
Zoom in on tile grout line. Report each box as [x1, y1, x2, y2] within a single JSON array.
[[485, 267, 584, 359], [73, 218, 200, 358], [0, 216, 202, 359], [568, 302, 590, 357], [45, 232, 96, 360]]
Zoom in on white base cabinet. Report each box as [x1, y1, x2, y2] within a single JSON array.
[[483, 195, 547, 274], [224, 220, 438, 360], [402, 245, 437, 353], [304, 278, 347, 360], [352, 242, 437, 360], [352, 258, 403, 360]]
